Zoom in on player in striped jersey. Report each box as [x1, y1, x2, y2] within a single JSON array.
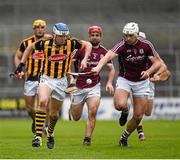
[[68, 26, 115, 146], [15, 22, 92, 149], [14, 19, 51, 137], [91, 22, 162, 147]]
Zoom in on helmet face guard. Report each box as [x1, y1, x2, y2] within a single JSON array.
[[122, 22, 139, 36], [53, 23, 70, 36], [33, 19, 46, 29]]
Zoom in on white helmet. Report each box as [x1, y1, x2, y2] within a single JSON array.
[[122, 22, 139, 36], [138, 31, 146, 39], [53, 22, 69, 36]]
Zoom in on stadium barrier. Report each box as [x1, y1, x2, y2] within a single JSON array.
[[0, 97, 180, 120], [62, 97, 180, 120], [0, 98, 27, 117]]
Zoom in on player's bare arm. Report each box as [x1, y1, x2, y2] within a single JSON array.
[[20, 43, 35, 64], [14, 49, 23, 67], [80, 40, 92, 70], [64, 74, 77, 94], [153, 60, 167, 76], [14, 43, 35, 78], [106, 64, 115, 95], [140, 56, 161, 79], [91, 50, 116, 74]]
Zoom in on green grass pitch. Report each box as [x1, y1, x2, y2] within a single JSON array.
[[0, 118, 180, 159]]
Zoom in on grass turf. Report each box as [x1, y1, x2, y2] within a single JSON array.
[[0, 118, 180, 159]]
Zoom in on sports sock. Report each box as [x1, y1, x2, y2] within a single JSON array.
[[48, 116, 58, 135], [121, 129, 130, 141], [35, 111, 46, 137], [137, 125, 144, 135]]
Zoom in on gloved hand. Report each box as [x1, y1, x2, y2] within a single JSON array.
[[15, 62, 25, 78]]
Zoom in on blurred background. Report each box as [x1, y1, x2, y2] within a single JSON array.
[[0, 0, 180, 118]]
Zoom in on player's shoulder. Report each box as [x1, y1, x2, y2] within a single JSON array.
[[99, 44, 108, 51], [69, 37, 83, 47], [97, 45, 108, 54], [38, 34, 53, 45], [43, 34, 53, 40], [111, 39, 125, 52], [69, 36, 80, 42], [115, 39, 125, 47], [21, 35, 35, 43], [138, 38, 154, 46]]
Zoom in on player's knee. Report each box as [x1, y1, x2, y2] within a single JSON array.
[[70, 105, 83, 121], [72, 114, 81, 121], [70, 110, 81, 121], [114, 101, 126, 111], [145, 111, 151, 116], [145, 107, 153, 116], [73, 117, 80, 121], [39, 98, 49, 108], [49, 115, 58, 121], [50, 110, 59, 117], [89, 108, 97, 117]]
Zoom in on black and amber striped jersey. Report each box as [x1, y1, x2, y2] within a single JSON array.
[[19, 35, 44, 81], [35, 37, 83, 78]]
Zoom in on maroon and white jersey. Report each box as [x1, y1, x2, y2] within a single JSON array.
[[73, 45, 111, 89], [111, 39, 158, 82]]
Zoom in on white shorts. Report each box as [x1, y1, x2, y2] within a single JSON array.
[[24, 80, 39, 96], [71, 83, 101, 105], [116, 76, 150, 97], [40, 75, 68, 101], [148, 81, 155, 100]]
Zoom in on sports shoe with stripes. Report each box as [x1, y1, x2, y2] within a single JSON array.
[[32, 136, 42, 147], [47, 136, 55, 149], [46, 127, 55, 149], [119, 138, 128, 147]]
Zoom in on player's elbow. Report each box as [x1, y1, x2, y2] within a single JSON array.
[[161, 63, 168, 72], [164, 70, 171, 81]]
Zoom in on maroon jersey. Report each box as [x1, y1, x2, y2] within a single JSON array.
[[73, 45, 110, 89], [111, 39, 158, 82]]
